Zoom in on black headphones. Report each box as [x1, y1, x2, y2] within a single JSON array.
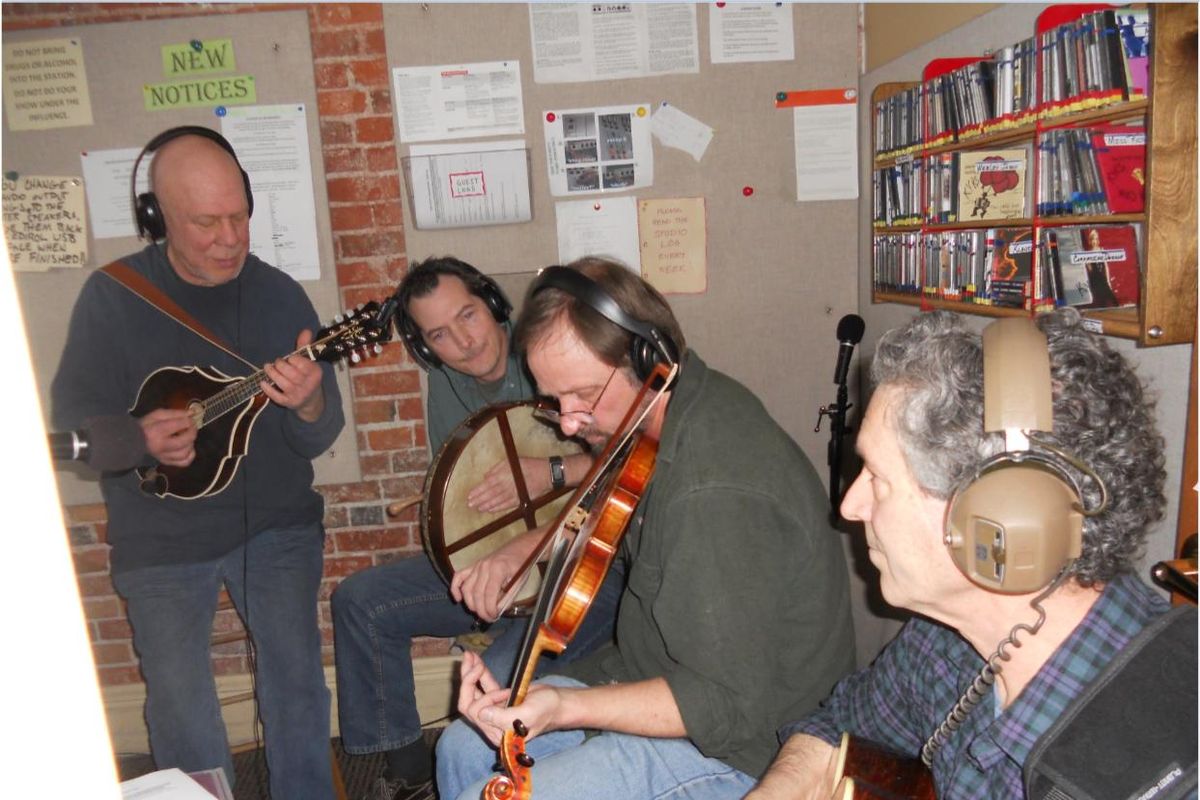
[[530, 266, 680, 382], [395, 258, 512, 371], [131, 126, 254, 241]]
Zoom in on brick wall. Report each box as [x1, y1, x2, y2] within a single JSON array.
[[1, 2, 450, 686]]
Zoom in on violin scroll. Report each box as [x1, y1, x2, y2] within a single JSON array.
[[483, 720, 533, 800]]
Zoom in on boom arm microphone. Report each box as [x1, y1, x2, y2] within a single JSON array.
[[49, 415, 147, 472], [833, 314, 865, 386]]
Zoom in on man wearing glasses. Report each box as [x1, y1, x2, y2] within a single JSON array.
[[331, 256, 618, 800], [435, 258, 855, 800]]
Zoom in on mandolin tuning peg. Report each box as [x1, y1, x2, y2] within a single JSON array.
[[350, 351, 362, 364], [372, 344, 383, 354], [333, 313, 344, 324]]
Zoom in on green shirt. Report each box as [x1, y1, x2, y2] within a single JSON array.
[[563, 351, 856, 778]]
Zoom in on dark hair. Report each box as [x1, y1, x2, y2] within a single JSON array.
[[871, 309, 1166, 585], [397, 256, 495, 314], [514, 257, 685, 375]]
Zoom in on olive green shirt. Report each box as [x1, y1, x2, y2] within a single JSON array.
[[562, 351, 855, 778]]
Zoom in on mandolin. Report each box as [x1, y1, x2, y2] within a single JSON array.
[[832, 733, 936, 800], [132, 301, 390, 500]]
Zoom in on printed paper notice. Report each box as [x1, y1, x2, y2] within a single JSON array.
[[638, 197, 706, 294], [3, 37, 94, 130], [555, 197, 641, 271], [544, 104, 654, 196], [783, 88, 859, 202], [393, 61, 524, 143], [2, 175, 88, 271], [221, 104, 322, 281], [80, 147, 142, 239], [404, 140, 532, 229], [709, 3, 795, 64], [530, 4, 698, 84], [650, 102, 713, 162]]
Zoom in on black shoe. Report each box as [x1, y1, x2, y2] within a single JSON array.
[[360, 775, 437, 800]]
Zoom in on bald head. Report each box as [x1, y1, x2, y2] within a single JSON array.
[[151, 133, 251, 286]]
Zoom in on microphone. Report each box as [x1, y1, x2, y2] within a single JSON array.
[[48, 415, 147, 472], [833, 314, 865, 386]]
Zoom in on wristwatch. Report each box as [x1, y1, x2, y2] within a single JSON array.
[[549, 455, 566, 490]]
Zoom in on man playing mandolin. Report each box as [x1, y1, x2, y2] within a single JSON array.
[[435, 258, 856, 800], [51, 128, 344, 798], [749, 311, 1185, 799], [332, 257, 619, 800]]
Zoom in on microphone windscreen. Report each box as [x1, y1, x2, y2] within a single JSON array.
[[83, 415, 147, 472], [836, 314, 865, 345]]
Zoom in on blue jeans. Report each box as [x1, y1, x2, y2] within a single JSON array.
[[331, 553, 624, 755], [435, 676, 756, 800], [113, 523, 332, 799]]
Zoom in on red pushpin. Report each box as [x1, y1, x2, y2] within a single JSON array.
[[546, 112, 556, 122], [593, 203, 602, 211], [742, 186, 754, 197]]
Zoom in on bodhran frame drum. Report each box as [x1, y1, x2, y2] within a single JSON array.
[[421, 402, 587, 614]]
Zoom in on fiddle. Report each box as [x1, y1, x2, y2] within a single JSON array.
[[481, 362, 675, 800]]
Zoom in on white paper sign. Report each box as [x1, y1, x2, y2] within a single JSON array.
[[544, 104, 654, 196], [221, 104, 322, 281], [555, 196, 641, 270], [792, 90, 859, 202], [392, 60, 525, 143], [650, 102, 713, 162], [405, 140, 532, 229], [530, 4, 698, 84], [709, 3, 795, 64], [80, 146, 142, 240], [2, 174, 88, 270]]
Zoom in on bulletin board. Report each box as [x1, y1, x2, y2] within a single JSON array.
[[382, 3, 862, 468], [3, 11, 360, 504]]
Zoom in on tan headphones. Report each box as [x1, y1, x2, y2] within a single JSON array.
[[944, 317, 1107, 594]]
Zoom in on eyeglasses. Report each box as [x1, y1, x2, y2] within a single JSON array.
[[533, 367, 618, 427]]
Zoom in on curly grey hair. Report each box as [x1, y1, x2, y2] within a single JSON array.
[[871, 309, 1166, 585]]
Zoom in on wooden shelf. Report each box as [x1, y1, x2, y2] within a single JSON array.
[[868, 4, 1197, 347]]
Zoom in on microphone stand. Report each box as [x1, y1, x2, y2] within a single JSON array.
[[815, 380, 852, 525]]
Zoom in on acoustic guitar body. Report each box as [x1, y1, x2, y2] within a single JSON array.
[[833, 733, 937, 800], [131, 365, 268, 500]]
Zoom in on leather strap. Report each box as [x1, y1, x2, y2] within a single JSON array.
[[100, 260, 255, 370]]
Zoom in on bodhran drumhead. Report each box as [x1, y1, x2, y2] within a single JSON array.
[[422, 402, 586, 612]]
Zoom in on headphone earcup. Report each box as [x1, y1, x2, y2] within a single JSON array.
[[397, 311, 441, 371], [945, 463, 1083, 594], [136, 191, 166, 241], [478, 276, 511, 323]]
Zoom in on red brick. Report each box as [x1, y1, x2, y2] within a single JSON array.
[[353, 369, 419, 397], [314, 62, 348, 90], [355, 115, 394, 143], [369, 88, 392, 115], [350, 58, 390, 87], [77, 573, 115, 598], [334, 527, 413, 551], [363, 28, 386, 54], [83, 596, 121, 620], [321, 119, 354, 146], [315, 3, 383, 26], [93, 641, 134, 666], [66, 503, 107, 523], [373, 201, 403, 228], [73, 546, 110, 575], [336, 260, 382, 285], [360, 453, 392, 477], [98, 665, 143, 686], [340, 231, 406, 258], [330, 204, 374, 231], [323, 146, 365, 174], [96, 618, 133, 640], [93, 522, 109, 544], [366, 146, 398, 173], [323, 554, 375, 577], [328, 175, 399, 203], [366, 426, 417, 452], [318, 87, 367, 116], [395, 396, 424, 422], [322, 481, 383, 504], [311, 30, 362, 59], [353, 398, 396, 424], [366, 341, 406, 367], [324, 505, 349, 530], [392, 448, 432, 473]]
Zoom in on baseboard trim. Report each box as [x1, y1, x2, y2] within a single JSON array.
[[104, 655, 460, 754]]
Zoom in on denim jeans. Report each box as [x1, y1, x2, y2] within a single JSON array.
[[435, 675, 757, 800], [113, 523, 332, 799], [330, 553, 624, 756]]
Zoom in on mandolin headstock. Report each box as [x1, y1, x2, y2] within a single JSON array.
[[312, 301, 393, 365]]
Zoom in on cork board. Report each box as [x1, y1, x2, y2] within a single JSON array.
[[3, 10, 360, 504]]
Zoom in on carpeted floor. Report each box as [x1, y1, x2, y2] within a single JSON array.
[[118, 730, 442, 799]]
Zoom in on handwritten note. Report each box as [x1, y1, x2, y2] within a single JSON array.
[[638, 197, 706, 294], [2, 175, 88, 271], [3, 37, 94, 130]]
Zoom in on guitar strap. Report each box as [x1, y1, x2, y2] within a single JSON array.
[[100, 260, 256, 370]]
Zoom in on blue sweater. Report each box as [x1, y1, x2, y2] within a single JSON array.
[[51, 243, 344, 574]]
